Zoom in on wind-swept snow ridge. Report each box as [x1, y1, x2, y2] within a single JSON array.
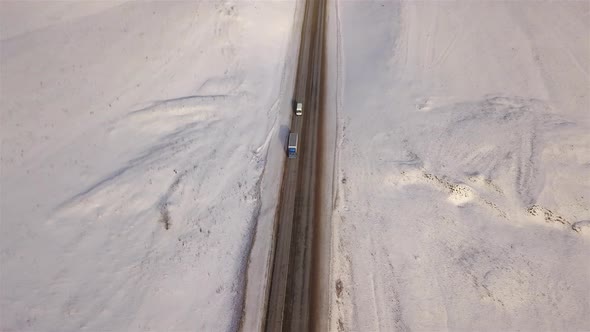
[[1, 1, 296, 331], [328, 1, 590, 331]]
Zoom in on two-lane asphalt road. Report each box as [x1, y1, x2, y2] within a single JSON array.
[[264, 0, 327, 331]]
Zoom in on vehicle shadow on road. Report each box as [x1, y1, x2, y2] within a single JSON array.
[[279, 124, 290, 151]]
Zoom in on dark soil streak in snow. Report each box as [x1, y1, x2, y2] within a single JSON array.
[[157, 167, 194, 230]]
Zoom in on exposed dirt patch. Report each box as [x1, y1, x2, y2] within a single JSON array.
[[336, 278, 343, 298], [159, 203, 171, 230], [527, 204, 568, 225]]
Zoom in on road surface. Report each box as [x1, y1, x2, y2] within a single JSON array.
[[264, 0, 327, 331]]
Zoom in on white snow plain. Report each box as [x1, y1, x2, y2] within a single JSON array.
[[327, 1, 590, 331], [1, 1, 299, 331]]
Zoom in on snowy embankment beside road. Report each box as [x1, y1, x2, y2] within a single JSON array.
[[327, 1, 590, 331], [1, 1, 296, 331]]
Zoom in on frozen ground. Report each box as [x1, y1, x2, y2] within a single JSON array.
[[328, 1, 590, 331], [0, 1, 297, 331]]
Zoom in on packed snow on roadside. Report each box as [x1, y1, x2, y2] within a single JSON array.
[[0, 1, 297, 331], [327, 1, 590, 331]]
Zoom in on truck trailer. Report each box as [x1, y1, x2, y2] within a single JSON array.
[[288, 133, 298, 158]]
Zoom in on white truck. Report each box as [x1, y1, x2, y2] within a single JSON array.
[[295, 102, 303, 116], [288, 133, 298, 158]]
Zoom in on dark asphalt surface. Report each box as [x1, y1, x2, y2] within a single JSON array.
[[264, 0, 327, 331]]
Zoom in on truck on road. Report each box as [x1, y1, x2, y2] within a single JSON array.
[[288, 133, 298, 158]]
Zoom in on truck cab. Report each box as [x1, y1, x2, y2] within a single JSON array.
[[295, 102, 303, 116]]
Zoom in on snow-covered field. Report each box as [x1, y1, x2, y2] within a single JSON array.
[[328, 1, 590, 331], [1, 1, 298, 331]]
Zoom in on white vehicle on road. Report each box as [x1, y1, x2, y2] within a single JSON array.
[[295, 102, 303, 116]]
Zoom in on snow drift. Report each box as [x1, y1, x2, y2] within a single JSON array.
[[327, 1, 590, 331], [1, 1, 297, 331]]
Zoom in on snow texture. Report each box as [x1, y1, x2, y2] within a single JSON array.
[[328, 1, 590, 331], [1, 1, 296, 331]]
